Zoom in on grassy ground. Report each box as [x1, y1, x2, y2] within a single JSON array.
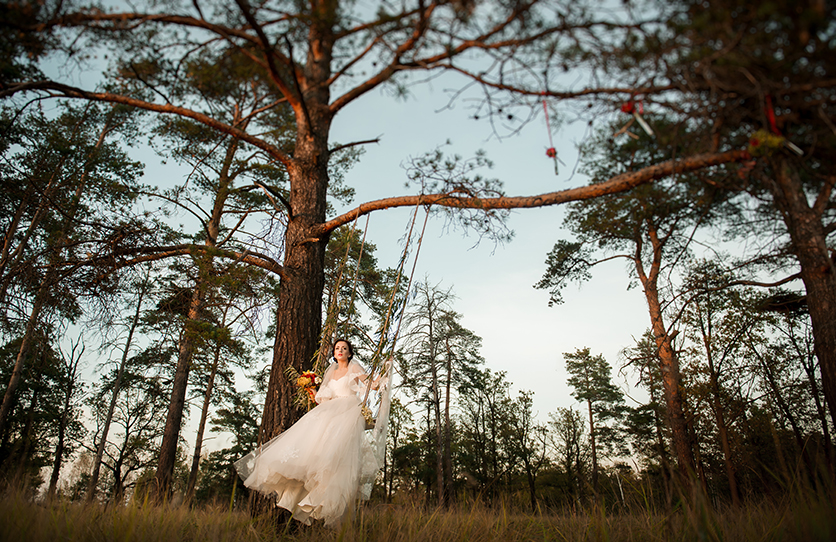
[[1, 489, 834, 542]]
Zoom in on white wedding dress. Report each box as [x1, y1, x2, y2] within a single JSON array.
[[235, 360, 391, 526]]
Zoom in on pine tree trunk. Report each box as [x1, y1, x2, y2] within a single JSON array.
[[0, 274, 50, 436], [708, 371, 740, 507], [154, 135, 240, 498], [1, 116, 107, 439], [154, 283, 205, 498], [14, 387, 38, 480], [443, 345, 453, 506], [769, 159, 836, 432], [251, 41, 333, 510], [587, 398, 598, 494], [48, 354, 80, 499], [186, 341, 222, 501], [759, 352, 815, 474], [637, 225, 696, 479], [802, 358, 835, 474], [431, 362, 444, 507]]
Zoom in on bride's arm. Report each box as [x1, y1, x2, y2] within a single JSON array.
[[354, 358, 391, 390], [315, 363, 336, 403]]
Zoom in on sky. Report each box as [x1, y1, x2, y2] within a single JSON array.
[[326, 76, 652, 421]]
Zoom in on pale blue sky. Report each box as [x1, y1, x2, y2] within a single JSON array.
[[329, 77, 652, 420]]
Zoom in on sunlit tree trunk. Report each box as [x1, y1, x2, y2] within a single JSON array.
[[637, 224, 696, 480], [186, 340, 222, 501]]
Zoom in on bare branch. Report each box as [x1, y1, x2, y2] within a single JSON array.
[[0, 81, 292, 167], [77, 244, 285, 277]]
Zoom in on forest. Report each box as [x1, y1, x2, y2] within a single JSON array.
[[0, 0, 834, 540]]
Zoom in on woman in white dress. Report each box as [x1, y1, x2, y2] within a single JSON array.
[[234, 339, 387, 526]]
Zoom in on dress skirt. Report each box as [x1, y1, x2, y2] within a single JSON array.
[[235, 395, 371, 526]]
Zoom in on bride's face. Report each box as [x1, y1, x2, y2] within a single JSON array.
[[333, 341, 351, 362]]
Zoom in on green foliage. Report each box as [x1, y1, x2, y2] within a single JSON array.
[[404, 146, 512, 245], [0, 333, 82, 485], [0, 102, 148, 331], [534, 240, 593, 306], [86, 346, 171, 501], [564, 348, 625, 421]]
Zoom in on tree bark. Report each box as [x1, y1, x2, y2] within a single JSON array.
[[48, 346, 82, 499], [756, 346, 815, 475], [586, 398, 598, 494], [250, 21, 334, 512], [708, 370, 740, 506], [14, 386, 38, 480], [768, 159, 836, 432], [186, 339, 222, 501], [154, 282, 206, 498], [431, 361, 444, 507], [636, 224, 696, 479], [801, 354, 834, 475], [153, 134, 240, 498], [697, 300, 741, 507], [0, 113, 109, 438], [0, 273, 50, 436], [443, 339, 453, 507]]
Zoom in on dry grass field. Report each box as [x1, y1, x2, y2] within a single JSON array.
[[1, 484, 834, 542]]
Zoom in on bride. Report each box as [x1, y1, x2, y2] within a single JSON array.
[[234, 338, 389, 526]]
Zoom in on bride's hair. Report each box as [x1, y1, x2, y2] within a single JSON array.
[[332, 338, 354, 361]]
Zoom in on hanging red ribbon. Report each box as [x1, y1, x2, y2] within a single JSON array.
[[763, 94, 803, 155], [765, 95, 780, 135]]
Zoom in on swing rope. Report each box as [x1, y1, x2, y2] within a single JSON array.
[[362, 205, 429, 407], [388, 207, 429, 359], [313, 214, 364, 373], [369, 203, 420, 366], [341, 213, 370, 338]]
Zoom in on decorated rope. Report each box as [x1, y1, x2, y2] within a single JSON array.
[[362, 206, 429, 410], [541, 93, 564, 175]]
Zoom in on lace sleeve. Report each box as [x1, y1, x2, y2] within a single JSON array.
[[315, 362, 337, 403], [347, 360, 369, 396]]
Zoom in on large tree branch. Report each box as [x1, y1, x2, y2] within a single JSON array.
[[313, 149, 751, 237], [0, 81, 292, 167], [330, 12, 644, 114], [77, 244, 284, 277], [330, 1, 439, 114], [47, 10, 261, 43], [232, 0, 298, 103], [444, 65, 678, 99], [725, 274, 802, 288]]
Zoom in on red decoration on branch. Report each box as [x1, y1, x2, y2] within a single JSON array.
[[765, 95, 780, 135], [763, 94, 803, 155], [619, 99, 654, 138], [542, 92, 563, 175]]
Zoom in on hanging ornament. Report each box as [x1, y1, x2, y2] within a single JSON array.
[[619, 100, 655, 138], [545, 147, 566, 175], [541, 92, 562, 176], [765, 95, 803, 156]]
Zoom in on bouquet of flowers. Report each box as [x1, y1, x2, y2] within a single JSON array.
[[285, 367, 322, 410], [361, 404, 375, 430]]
